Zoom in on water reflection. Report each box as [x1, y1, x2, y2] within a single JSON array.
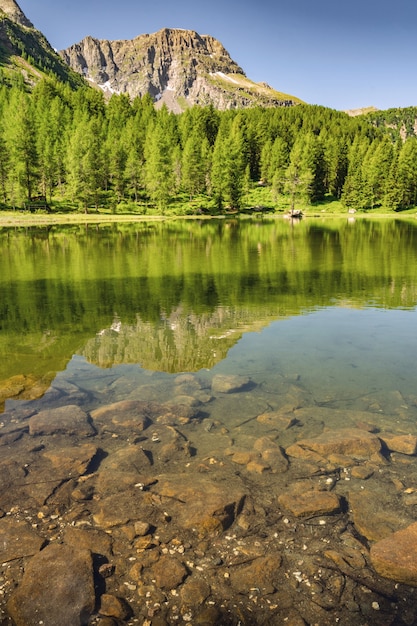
[[1, 218, 417, 408], [3, 219, 417, 623]]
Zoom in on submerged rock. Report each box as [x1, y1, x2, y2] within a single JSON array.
[[371, 522, 417, 586], [7, 543, 95, 626], [154, 473, 246, 537], [278, 490, 341, 518], [211, 374, 252, 394], [0, 518, 44, 563], [286, 428, 382, 462], [29, 405, 95, 437]]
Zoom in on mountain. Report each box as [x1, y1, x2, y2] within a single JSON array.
[[0, 0, 85, 88], [60, 28, 303, 111]]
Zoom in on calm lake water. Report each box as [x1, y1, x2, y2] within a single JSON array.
[[1, 217, 417, 417], [3, 217, 417, 624]]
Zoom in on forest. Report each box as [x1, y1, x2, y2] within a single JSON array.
[[0, 76, 417, 214]]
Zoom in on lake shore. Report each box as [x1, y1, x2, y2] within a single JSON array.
[[1, 209, 417, 228]]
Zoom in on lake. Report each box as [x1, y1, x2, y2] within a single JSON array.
[[2, 217, 417, 625]]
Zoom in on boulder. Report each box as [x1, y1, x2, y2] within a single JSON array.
[[155, 473, 246, 537], [379, 433, 417, 456], [286, 428, 382, 462], [211, 374, 251, 394], [29, 405, 95, 437], [278, 491, 340, 518], [370, 522, 417, 586], [0, 518, 44, 563], [7, 543, 95, 626], [348, 489, 413, 541]]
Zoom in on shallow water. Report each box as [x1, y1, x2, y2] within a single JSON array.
[[2, 217, 417, 624]]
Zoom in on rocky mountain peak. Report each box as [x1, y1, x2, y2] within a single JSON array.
[[0, 0, 33, 28], [60, 27, 302, 111]]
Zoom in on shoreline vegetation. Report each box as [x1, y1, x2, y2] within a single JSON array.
[[1, 78, 417, 227], [1, 204, 417, 228]]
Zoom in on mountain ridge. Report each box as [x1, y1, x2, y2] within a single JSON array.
[[60, 27, 303, 111]]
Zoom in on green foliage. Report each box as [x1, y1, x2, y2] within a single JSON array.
[[0, 76, 415, 214]]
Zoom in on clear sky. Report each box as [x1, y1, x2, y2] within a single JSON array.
[[17, 0, 417, 111]]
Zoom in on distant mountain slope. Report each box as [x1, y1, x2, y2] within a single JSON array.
[[0, 0, 85, 88], [365, 106, 417, 140], [60, 28, 303, 111]]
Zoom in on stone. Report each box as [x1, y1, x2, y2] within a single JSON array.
[[254, 437, 289, 472], [229, 554, 282, 594], [350, 465, 375, 480], [0, 518, 44, 563], [7, 543, 95, 626], [99, 594, 131, 619], [93, 489, 154, 529], [154, 473, 246, 537], [211, 374, 251, 394], [43, 443, 98, 477], [370, 522, 417, 586], [379, 433, 417, 456], [150, 555, 188, 589], [134, 521, 151, 536], [348, 489, 413, 541], [91, 400, 199, 432], [286, 428, 382, 462], [29, 405, 95, 437], [278, 490, 340, 518], [91, 400, 152, 431], [180, 578, 211, 606], [63, 527, 113, 557], [256, 411, 297, 429], [96, 445, 152, 494]]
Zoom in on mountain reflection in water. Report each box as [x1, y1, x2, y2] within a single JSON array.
[[3, 219, 417, 624], [1, 217, 417, 406]]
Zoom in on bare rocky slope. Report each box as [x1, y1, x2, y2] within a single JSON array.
[[0, 0, 32, 28], [0, 0, 85, 88], [60, 27, 303, 111]]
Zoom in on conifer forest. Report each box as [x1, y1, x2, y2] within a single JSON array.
[[1, 76, 417, 214]]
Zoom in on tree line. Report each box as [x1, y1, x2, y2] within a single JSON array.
[[0, 77, 416, 213]]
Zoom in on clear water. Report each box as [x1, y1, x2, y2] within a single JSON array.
[[2, 218, 417, 421]]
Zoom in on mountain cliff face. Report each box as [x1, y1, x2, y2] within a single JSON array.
[[0, 0, 85, 88], [60, 28, 302, 111], [0, 0, 32, 28]]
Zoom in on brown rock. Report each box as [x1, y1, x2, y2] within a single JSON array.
[[287, 428, 381, 461], [180, 578, 211, 606], [96, 445, 152, 494], [256, 411, 297, 429], [93, 489, 154, 529], [278, 491, 340, 518], [150, 555, 188, 589], [7, 543, 95, 626], [91, 400, 152, 431], [43, 443, 98, 477], [0, 518, 44, 563], [63, 527, 113, 557], [379, 433, 417, 456], [230, 450, 259, 465], [349, 489, 413, 541], [99, 594, 131, 619], [92, 400, 199, 431], [246, 459, 270, 473], [350, 465, 375, 480], [229, 554, 282, 594], [29, 405, 95, 437], [211, 374, 251, 394], [370, 522, 417, 586], [155, 473, 245, 537]]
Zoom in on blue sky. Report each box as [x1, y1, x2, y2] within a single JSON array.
[[17, 0, 417, 111]]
